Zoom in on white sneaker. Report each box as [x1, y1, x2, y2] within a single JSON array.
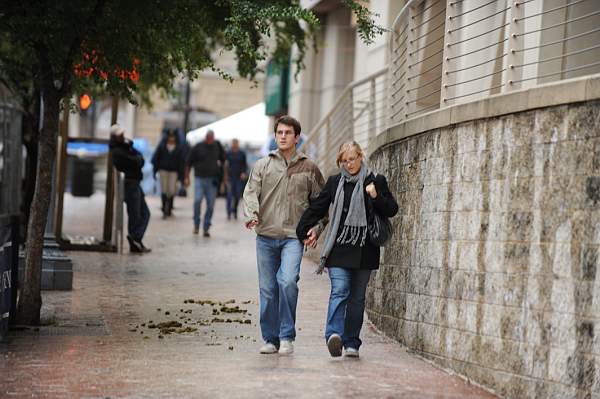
[[327, 334, 342, 357], [279, 340, 294, 355], [259, 343, 278, 354], [344, 347, 359, 358]]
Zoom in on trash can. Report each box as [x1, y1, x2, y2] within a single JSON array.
[[71, 157, 95, 197]]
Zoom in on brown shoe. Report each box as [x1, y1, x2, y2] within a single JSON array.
[[193, 227, 199, 235]]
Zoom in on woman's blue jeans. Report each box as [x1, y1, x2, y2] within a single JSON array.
[[256, 235, 303, 346], [326, 267, 372, 350]]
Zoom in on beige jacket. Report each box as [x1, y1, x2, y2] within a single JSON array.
[[243, 149, 326, 239]]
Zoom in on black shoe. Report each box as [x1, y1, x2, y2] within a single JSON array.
[[160, 194, 167, 215], [127, 235, 143, 253], [166, 197, 174, 216], [139, 242, 152, 253], [128, 235, 151, 253], [203, 230, 210, 237]]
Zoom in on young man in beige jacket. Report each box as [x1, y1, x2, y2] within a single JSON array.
[[243, 115, 326, 355]]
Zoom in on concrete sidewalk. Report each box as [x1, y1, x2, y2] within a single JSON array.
[[1, 195, 497, 398]]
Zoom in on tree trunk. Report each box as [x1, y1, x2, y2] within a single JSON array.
[[20, 105, 40, 242], [16, 90, 60, 325]]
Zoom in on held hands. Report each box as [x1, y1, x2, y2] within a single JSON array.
[[245, 219, 258, 230], [303, 227, 318, 248], [365, 183, 378, 198]]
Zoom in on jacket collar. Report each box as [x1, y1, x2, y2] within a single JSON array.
[[269, 149, 307, 166]]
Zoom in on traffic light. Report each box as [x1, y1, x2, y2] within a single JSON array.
[[79, 94, 92, 111]]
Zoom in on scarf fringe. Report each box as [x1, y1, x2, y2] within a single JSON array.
[[318, 164, 371, 274], [336, 225, 367, 246]]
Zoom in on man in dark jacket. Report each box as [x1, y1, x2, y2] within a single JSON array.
[[151, 129, 185, 218], [184, 130, 225, 236], [109, 124, 151, 253], [225, 138, 247, 220]]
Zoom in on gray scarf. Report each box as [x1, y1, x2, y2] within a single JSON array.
[[317, 163, 370, 274]]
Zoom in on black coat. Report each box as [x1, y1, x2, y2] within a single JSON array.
[[110, 138, 144, 181], [151, 143, 185, 181], [297, 172, 398, 270], [186, 141, 225, 178]]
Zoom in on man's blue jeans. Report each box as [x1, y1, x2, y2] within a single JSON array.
[[256, 235, 303, 346], [326, 267, 372, 350], [124, 181, 150, 242], [226, 177, 244, 218], [193, 176, 217, 232]]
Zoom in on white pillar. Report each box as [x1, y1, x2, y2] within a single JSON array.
[[288, 30, 324, 132], [319, 7, 355, 114]]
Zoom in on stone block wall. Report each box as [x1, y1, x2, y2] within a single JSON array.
[[367, 100, 600, 398]]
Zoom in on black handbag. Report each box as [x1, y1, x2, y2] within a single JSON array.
[[368, 208, 393, 246], [366, 177, 393, 246]]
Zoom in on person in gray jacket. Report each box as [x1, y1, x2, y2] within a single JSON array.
[[243, 115, 326, 355]]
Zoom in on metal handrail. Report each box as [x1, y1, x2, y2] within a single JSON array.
[[302, 68, 389, 148], [303, 0, 600, 163], [300, 67, 388, 176], [388, 0, 600, 121]]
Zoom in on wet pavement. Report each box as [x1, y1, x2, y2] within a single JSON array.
[[1, 195, 497, 398]]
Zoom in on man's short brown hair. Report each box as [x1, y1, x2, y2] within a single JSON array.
[[274, 115, 301, 136]]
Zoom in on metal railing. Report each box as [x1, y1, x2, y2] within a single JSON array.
[[301, 0, 600, 172], [390, 0, 447, 124], [392, 0, 600, 117], [300, 68, 388, 177]]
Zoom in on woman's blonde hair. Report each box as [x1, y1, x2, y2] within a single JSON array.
[[336, 141, 364, 168]]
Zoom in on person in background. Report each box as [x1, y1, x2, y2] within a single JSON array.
[[151, 129, 185, 218], [184, 130, 225, 236], [296, 141, 398, 358], [109, 124, 151, 253], [225, 138, 247, 220]]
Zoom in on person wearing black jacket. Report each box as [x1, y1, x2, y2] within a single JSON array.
[[184, 130, 225, 236], [296, 141, 398, 358], [225, 138, 247, 220], [109, 124, 151, 253], [151, 129, 185, 218]]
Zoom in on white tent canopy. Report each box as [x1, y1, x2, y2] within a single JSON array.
[[186, 102, 269, 148]]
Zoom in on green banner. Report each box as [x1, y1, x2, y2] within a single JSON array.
[[264, 60, 289, 116]]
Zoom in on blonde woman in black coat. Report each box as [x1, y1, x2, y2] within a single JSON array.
[[297, 141, 398, 358]]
